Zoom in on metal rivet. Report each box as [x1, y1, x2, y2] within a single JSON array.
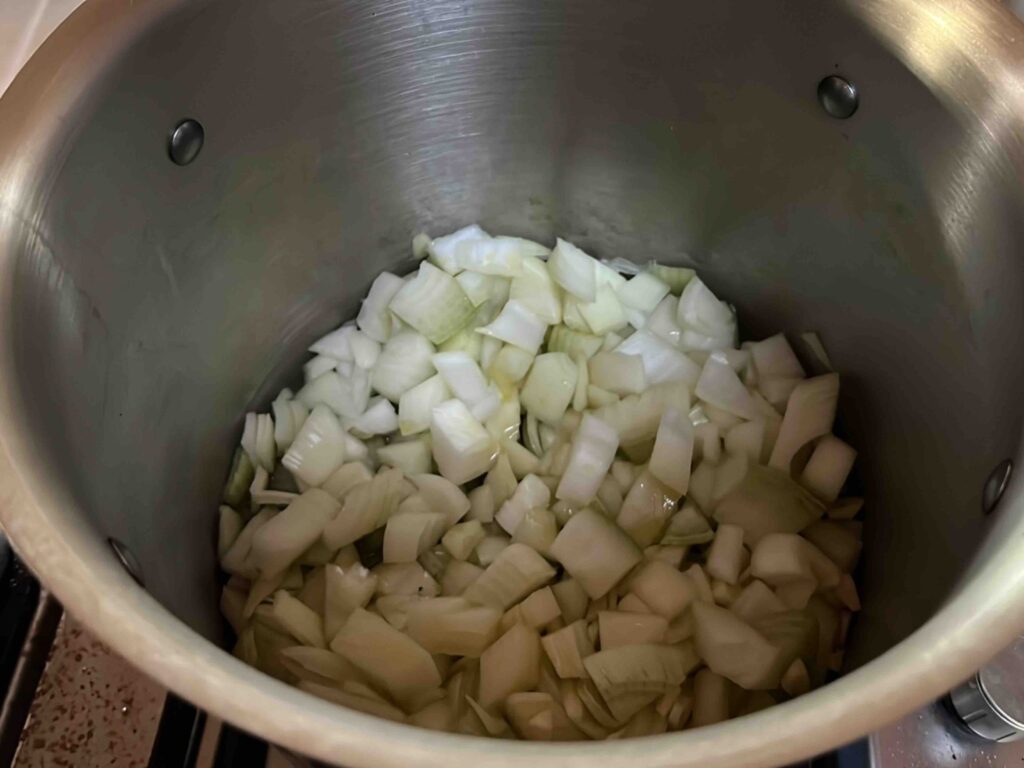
[[108, 538, 145, 586], [168, 118, 205, 166], [817, 75, 859, 119], [983, 459, 1013, 516]]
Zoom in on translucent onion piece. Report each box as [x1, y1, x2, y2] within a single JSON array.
[[464, 543, 556, 610], [330, 608, 441, 708], [587, 352, 646, 395], [768, 373, 840, 471], [598, 611, 668, 649], [799, 435, 857, 502], [547, 326, 603, 360], [519, 353, 578, 425], [714, 464, 824, 545], [583, 644, 699, 711], [617, 471, 678, 548], [346, 397, 398, 437], [383, 512, 448, 563], [411, 473, 471, 527], [495, 474, 552, 535], [549, 509, 641, 599], [749, 333, 805, 380], [406, 598, 502, 657], [704, 523, 747, 585], [397, 374, 450, 436], [479, 623, 542, 710], [629, 560, 700, 620], [649, 407, 695, 495], [541, 620, 594, 678], [647, 263, 695, 295], [750, 533, 841, 590], [250, 489, 340, 577]]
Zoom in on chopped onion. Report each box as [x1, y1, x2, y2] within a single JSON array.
[[389, 262, 474, 344], [464, 543, 556, 610], [695, 352, 757, 420], [704, 523, 747, 585], [383, 512, 448, 563], [598, 611, 667, 649], [356, 272, 405, 343], [692, 603, 782, 690], [555, 414, 619, 505], [510, 255, 562, 324], [479, 623, 542, 709], [427, 224, 489, 273], [629, 560, 700, 620], [615, 330, 701, 388], [617, 272, 670, 314], [346, 397, 398, 437], [799, 435, 857, 502], [578, 284, 629, 335], [768, 373, 840, 471], [250, 489, 340, 577], [330, 608, 441, 708], [714, 464, 824, 544], [749, 334, 805, 380], [442, 520, 487, 561], [647, 263, 695, 295], [549, 509, 641, 599], [519, 353, 578, 425], [495, 474, 552, 535], [371, 331, 437, 404], [281, 405, 348, 486], [648, 407, 695, 495], [430, 400, 498, 484], [476, 300, 549, 355], [587, 352, 646, 395], [547, 239, 597, 302], [541, 620, 593, 678], [397, 374, 450, 436], [406, 598, 502, 657], [376, 439, 431, 475], [616, 471, 677, 548], [547, 326, 603, 360]]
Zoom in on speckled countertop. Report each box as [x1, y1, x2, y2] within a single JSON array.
[[12, 616, 164, 768]]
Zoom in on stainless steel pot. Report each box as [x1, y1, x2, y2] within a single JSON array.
[[2, 0, 1024, 765]]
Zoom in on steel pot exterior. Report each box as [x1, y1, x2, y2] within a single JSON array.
[[2, 0, 1024, 766]]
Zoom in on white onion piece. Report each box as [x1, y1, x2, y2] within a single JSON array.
[[510, 255, 562, 324], [303, 354, 340, 383], [281, 405, 348, 486], [297, 369, 370, 420], [648, 263, 696, 295], [695, 352, 757, 420], [432, 351, 497, 420], [389, 262, 475, 344], [615, 329, 701, 388], [309, 325, 355, 361], [356, 272, 404, 342], [749, 334, 804, 380], [456, 271, 500, 308], [768, 373, 840, 471], [587, 352, 646, 395], [519, 353, 577, 425], [677, 277, 734, 336], [495, 474, 552, 535], [714, 464, 823, 544], [427, 224, 490, 274], [578, 284, 629, 335], [346, 397, 398, 436], [547, 238, 597, 302], [476, 300, 548, 355], [397, 374, 450, 436], [321, 467, 412, 549], [549, 509, 641, 599], [272, 396, 308, 456], [442, 520, 486, 560], [555, 414, 619, 505], [617, 272, 670, 313], [799, 435, 857, 502], [411, 473, 471, 527], [649, 407, 695, 495], [490, 345, 535, 386], [375, 439, 431, 475], [372, 331, 436, 403], [547, 326, 603, 360], [645, 295, 682, 347], [456, 236, 548, 277], [430, 399, 497, 484]]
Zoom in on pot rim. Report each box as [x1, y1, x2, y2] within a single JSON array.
[[3, 1, 1024, 765]]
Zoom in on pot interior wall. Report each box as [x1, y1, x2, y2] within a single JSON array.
[[6, 0, 1024, 670]]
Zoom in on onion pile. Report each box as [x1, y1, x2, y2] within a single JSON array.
[[216, 226, 863, 739]]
